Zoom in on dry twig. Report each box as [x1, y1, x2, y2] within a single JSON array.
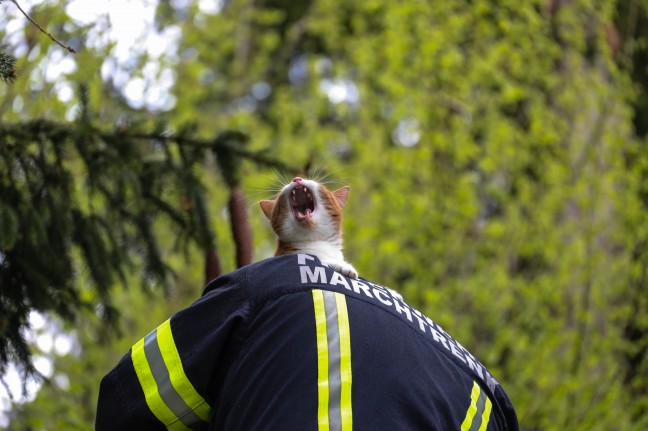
[[7, 0, 76, 53]]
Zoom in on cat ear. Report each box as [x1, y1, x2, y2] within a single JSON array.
[[259, 200, 275, 219], [333, 186, 350, 209]]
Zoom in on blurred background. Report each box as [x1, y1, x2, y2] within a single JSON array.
[[1, 0, 648, 429]]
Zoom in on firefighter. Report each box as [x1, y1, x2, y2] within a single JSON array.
[[96, 254, 519, 430]]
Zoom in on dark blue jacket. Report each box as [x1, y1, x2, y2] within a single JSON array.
[[96, 254, 519, 430]]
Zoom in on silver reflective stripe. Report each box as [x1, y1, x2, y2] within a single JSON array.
[[143, 330, 203, 429], [467, 389, 487, 431], [323, 290, 342, 431], [313, 289, 353, 431]]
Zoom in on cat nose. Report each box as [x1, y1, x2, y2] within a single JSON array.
[[292, 177, 303, 183]]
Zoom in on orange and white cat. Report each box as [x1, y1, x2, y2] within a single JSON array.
[[260, 177, 359, 279]]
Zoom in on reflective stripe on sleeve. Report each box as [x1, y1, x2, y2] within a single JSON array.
[[131, 318, 212, 430], [313, 290, 330, 431], [312, 290, 353, 431], [334, 292, 353, 431], [156, 320, 212, 422], [460, 381, 492, 431]]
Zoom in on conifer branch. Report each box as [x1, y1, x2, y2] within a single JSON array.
[[0, 52, 17, 83], [122, 131, 298, 173], [0, 117, 299, 374]]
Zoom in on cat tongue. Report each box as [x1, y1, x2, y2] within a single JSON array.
[[296, 208, 312, 219]]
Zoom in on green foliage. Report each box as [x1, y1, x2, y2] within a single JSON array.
[[0, 52, 16, 83], [162, 1, 648, 429], [2, 0, 648, 430]]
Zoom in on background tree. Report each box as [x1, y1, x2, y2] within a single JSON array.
[[0, 0, 295, 410], [0, 109, 294, 376], [2, 0, 648, 430]]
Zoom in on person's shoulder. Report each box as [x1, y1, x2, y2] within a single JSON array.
[[245, 254, 308, 290], [247, 254, 297, 272], [202, 255, 300, 296]]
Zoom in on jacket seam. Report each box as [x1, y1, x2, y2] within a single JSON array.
[[213, 265, 252, 425], [114, 366, 132, 417]]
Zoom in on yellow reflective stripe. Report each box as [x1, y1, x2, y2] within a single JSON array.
[[334, 293, 353, 431], [478, 395, 492, 431], [461, 382, 481, 431], [131, 338, 192, 431], [157, 319, 212, 422], [313, 290, 330, 431], [461, 381, 493, 431], [131, 319, 212, 429]]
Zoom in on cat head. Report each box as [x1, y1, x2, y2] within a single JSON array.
[[260, 177, 350, 249]]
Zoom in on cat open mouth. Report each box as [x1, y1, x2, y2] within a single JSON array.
[[291, 184, 315, 222]]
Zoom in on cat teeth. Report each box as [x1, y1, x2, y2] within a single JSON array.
[[291, 186, 312, 198]]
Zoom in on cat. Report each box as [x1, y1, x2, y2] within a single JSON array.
[[260, 177, 359, 279]]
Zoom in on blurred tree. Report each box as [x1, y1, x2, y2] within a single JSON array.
[[159, 1, 648, 429], [615, 1, 648, 420], [2, 0, 648, 430]]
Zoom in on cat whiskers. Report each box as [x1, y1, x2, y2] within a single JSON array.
[[310, 166, 357, 189]]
